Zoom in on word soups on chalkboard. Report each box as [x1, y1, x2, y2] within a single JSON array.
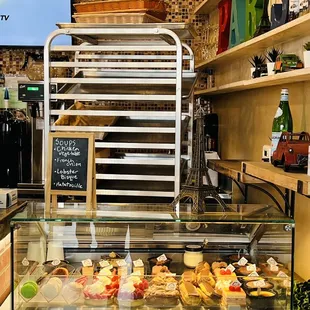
[[51, 137, 88, 191]]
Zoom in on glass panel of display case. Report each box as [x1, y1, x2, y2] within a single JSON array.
[[11, 202, 294, 309]]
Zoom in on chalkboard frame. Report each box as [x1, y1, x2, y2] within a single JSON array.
[[45, 132, 95, 212]]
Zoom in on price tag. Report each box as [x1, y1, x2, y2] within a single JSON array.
[[277, 271, 289, 278], [52, 258, 61, 266], [99, 260, 110, 268], [22, 258, 29, 267], [166, 282, 177, 291], [267, 257, 278, 266], [157, 254, 167, 262], [82, 259, 92, 267], [270, 265, 279, 272], [231, 280, 242, 287], [246, 264, 257, 272], [226, 264, 235, 273], [117, 259, 127, 267], [253, 280, 265, 288], [248, 272, 259, 277], [238, 257, 248, 266], [133, 259, 144, 267]]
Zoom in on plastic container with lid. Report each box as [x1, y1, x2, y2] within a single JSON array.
[[183, 245, 203, 268]]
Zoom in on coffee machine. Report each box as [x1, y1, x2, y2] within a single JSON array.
[[17, 81, 57, 197]]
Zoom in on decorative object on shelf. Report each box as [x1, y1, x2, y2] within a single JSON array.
[[206, 69, 216, 88], [262, 145, 272, 162], [274, 54, 304, 73], [249, 55, 266, 78], [217, 0, 232, 54], [271, 88, 293, 156], [272, 131, 310, 172], [300, 0, 309, 15], [245, 0, 264, 40], [170, 100, 228, 214], [266, 47, 282, 75], [270, 0, 289, 29], [303, 41, 310, 68], [229, 0, 246, 48], [254, 0, 271, 36], [288, 0, 300, 21]]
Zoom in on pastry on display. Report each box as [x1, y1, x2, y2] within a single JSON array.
[[179, 281, 201, 307], [42, 260, 70, 274], [20, 280, 39, 299], [51, 267, 69, 278], [213, 268, 237, 281], [245, 280, 274, 290], [259, 263, 289, 276], [196, 268, 216, 287], [181, 270, 196, 283], [237, 265, 261, 276], [198, 281, 214, 297], [41, 277, 63, 301], [197, 287, 218, 307], [83, 276, 119, 306], [116, 276, 148, 308], [148, 255, 172, 269], [247, 289, 277, 308], [221, 286, 247, 307], [211, 261, 227, 271], [151, 265, 170, 276], [75, 276, 88, 287], [62, 281, 84, 304], [214, 280, 232, 296], [145, 274, 179, 307], [195, 261, 210, 274]]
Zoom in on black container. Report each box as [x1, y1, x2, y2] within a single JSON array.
[[247, 289, 277, 309]]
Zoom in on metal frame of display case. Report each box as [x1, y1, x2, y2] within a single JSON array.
[[43, 23, 197, 201]]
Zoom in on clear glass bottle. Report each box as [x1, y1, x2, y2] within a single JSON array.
[[271, 88, 293, 156]]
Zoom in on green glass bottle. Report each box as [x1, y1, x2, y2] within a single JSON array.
[[271, 88, 293, 156]]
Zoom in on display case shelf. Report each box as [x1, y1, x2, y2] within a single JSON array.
[[242, 161, 310, 195], [195, 67, 310, 96], [194, 0, 220, 15], [196, 13, 310, 69]]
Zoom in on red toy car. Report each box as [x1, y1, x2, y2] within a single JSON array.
[[272, 132, 310, 172]]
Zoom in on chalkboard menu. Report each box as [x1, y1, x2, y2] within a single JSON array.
[[51, 137, 88, 191], [46, 132, 95, 212]]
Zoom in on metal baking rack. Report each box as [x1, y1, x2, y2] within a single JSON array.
[[44, 23, 197, 203]]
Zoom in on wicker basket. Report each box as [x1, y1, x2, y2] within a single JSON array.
[[72, 12, 164, 23], [74, 0, 166, 13]]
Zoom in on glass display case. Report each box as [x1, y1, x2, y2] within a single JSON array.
[[10, 202, 294, 309]]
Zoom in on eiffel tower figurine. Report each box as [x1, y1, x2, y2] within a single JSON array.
[[171, 101, 228, 214]]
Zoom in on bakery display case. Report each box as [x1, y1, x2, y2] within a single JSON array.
[[10, 202, 294, 309]]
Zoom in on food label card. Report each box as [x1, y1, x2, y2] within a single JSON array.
[[253, 280, 265, 288], [82, 259, 92, 267], [248, 271, 259, 277], [231, 280, 242, 287], [166, 283, 177, 291], [157, 254, 167, 262], [267, 257, 278, 266], [22, 257, 29, 267], [133, 259, 144, 267], [226, 264, 236, 273], [52, 258, 61, 266], [117, 259, 127, 267], [238, 257, 248, 266], [246, 264, 257, 272]]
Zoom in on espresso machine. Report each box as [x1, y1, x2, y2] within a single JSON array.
[[17, 81, 57, 197]]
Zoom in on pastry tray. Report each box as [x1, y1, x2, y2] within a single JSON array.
[[74, 0, 166, 13], [72, 12, 164, 24]]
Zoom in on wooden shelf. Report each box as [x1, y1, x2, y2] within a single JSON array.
[[242, 162, 310, 195], [194, 0, 220, 15], [207, 159, 263, 183], [196, 13, 310, 69], [195, 67, 310, 96]]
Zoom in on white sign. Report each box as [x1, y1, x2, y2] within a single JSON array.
[[253, 280, 265, 288], [238, 257, 248, 266], [133, 259, 144, 267], [246, 264, 257, 272], [226, 264, 236, 273], [99, 260, 110, 268], [82, 259, 92, 267], [157, 254, 167, 262], [166, 282, 177, 291], [117, 259, 127, 267], [22, 257, 29, 267], [267, 257, 278, 266], [52, 258, 61, 266]]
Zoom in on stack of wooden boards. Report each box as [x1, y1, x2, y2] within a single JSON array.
[[73, 0, 168, 23]]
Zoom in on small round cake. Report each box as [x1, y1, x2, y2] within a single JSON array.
[[51, 267, 69, 278], [20, 281, 38, 299]]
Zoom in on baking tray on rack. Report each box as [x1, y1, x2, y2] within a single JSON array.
[[58, 70, 197, 99], [72, 12, 164, 24], [57, 22, 197, 40]]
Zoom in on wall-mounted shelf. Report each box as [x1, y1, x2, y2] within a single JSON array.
[[195, 67, 310, 96], [243, 162, 310, 196], [207, 159, 262, 184], [196, 13, 310, 69], [194, 0, 220, 15]]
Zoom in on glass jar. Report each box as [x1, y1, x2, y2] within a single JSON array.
[[183, 245, 203, 268]]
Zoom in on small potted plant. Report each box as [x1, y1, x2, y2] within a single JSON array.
[[249, 55, 266, 78], [266, 48, 282, 75], [303, 42, 310, 68]]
